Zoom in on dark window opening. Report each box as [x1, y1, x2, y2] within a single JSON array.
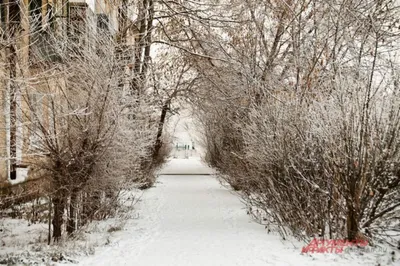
[[29, 0, 42, 31], [97, 13, 109, 32], [10, 1, 20, 22], [68, 3, 88, 48], [0, 1, 21, 35], [0, 1, 22, 29], [0, 3, 5, 28], [10, 169, 16, 180], [47, 3, 54, 30]]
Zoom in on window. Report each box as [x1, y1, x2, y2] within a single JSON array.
[[0, 2, 5, 30], [97, 13, 109, 32], [46, 3, 54, 30], [0, 0, 21, 35], [9, 0, 21, 24], [29, 0, 42, 32], [68, 3, 88, 47]]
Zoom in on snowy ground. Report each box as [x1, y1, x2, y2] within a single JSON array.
[[2, 112, 397, 265], [74, 158, 396, 266], [0, 189, 141, 265]]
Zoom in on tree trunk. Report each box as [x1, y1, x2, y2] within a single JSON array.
[[346, 200, 359, 241], [5, 0, 18, 180], [67, 190, 78, 235], [82, 191, 102, 224], [81, 193, 90, 225], [52, 197, 65, 241], [118, 0, 128, 43], [131, 0, 148, 94], [48, 197, 52, 245], [152, 101, 169, 160], [9, 46, 17, 180], [140, 0, 154, 81]]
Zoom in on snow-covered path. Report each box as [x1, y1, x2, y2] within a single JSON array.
[[76, 158, 381, 266]]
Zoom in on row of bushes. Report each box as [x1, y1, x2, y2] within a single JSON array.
[[194, 0, 400, 245]]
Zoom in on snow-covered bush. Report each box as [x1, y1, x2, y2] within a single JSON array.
[[0, 3, 167, 242], [194, 0, 400, 244]]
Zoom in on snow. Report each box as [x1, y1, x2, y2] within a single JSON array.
[[158, 158, 215, 175], [0, 158, 396, 265], [0, 190, 142, 265], [0, 218, 48, 255], [8, 167, 29, 185], [73, 158, 395, 266]]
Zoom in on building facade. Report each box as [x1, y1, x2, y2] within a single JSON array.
[[0, 0, 128, 188]]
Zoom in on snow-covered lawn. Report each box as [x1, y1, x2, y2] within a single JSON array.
[[0, 190, 142, 265], [74, 158, 396, 266]]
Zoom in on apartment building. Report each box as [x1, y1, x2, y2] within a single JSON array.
[[0, 0, 130, 188]]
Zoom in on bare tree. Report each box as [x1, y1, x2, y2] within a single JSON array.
[[193, 0, 400, 245], [0, 0, 164, 241]]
